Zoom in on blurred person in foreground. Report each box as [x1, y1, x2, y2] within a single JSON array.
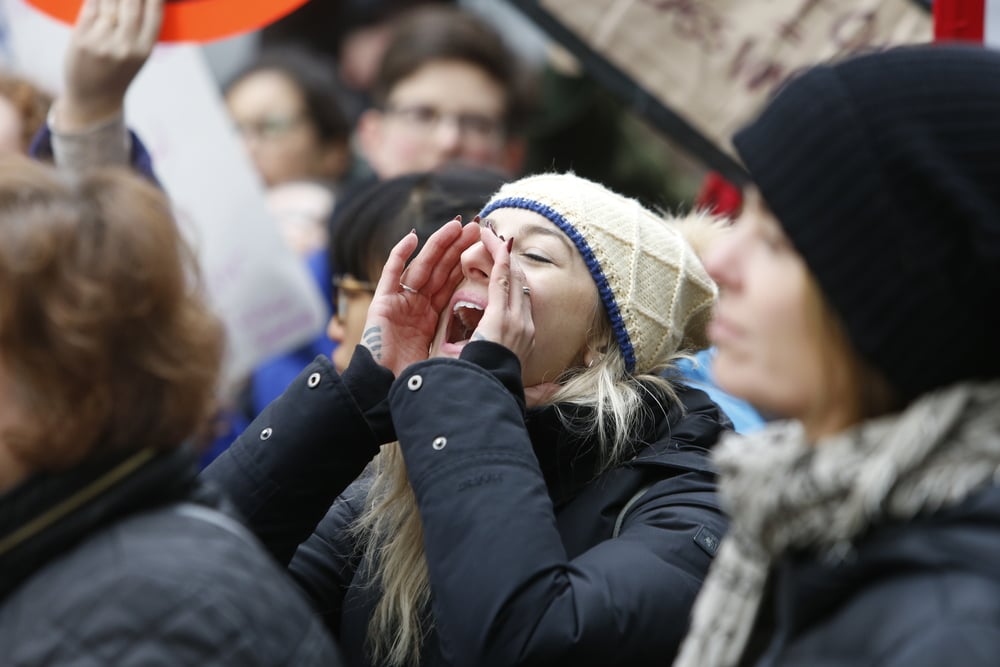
[[0, 156, 343, 666], [673, 44, 1000, 667]]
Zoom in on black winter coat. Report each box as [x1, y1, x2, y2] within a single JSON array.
[[204, 342, 730, 667], [745, 483, 1000, 666], [0, 447, 344, 667]]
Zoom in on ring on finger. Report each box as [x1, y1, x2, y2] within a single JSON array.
[[522, 286, 531, 295], [399, 282, 419, 294]]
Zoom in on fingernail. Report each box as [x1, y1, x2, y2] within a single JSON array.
[[453, 215, 462, 222], [506, 237, 514, 252], [485, 220, 498, 236], [409, 228, 416, 235], [472, 215, 481, 224]]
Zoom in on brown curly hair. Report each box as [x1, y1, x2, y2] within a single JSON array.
[[0, 72, 52, 153], [0, 156, 224, 469]]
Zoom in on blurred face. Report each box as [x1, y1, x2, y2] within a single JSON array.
[[703, 192, 857, 438], [429, 210, 600, 387], [226, 70, 343, 187], [359, 60, 512, 178], [265, 181, 334, 257], [327, 275, 377, 373]]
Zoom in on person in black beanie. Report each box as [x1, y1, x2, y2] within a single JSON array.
[[672, 44, 1000, 667]]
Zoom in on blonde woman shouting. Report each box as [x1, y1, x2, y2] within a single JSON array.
[[205, 174, 730, 667]]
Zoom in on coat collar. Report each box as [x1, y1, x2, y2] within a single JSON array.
[[0, 446, 200, 600], [526, 382, 727, 507]]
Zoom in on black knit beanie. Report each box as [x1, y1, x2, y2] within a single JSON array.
[[733, 44, 1000, 402]]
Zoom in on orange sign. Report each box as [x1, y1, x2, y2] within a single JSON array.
[[25, 0, 308, 42]]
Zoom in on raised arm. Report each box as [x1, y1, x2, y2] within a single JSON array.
[[203, 221, 478, 564], [34, 0, 161, 174]]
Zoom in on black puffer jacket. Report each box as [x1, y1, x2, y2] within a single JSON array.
[[204, 342, 731, 666], [0, 447, 344, 667], [744, 483, 1000, 667]]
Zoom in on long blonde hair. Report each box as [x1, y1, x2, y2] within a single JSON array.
[[352, 314, 687, 666]]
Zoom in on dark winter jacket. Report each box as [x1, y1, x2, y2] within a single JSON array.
[[0, 446, 344, 666], [204, 341, 731, 667], [745, 483, 1000, 667]]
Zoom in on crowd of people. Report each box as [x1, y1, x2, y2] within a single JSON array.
[[2, 0, 999, 665]]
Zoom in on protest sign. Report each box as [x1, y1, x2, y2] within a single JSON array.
[[513, 0, 932, 181]]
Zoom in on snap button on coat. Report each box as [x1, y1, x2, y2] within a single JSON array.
[[307, 372, 321, 388], [432, 436, 447, 450], [260, 427, 273, 440], [407, 375, 423, 391]]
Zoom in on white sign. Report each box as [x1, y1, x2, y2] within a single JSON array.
[[0, 0, 328, 390], [988, 0, 1000, 47]]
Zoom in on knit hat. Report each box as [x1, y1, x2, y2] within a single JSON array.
[[733, 44, 1000, 402], [480, 173, 716, 375]]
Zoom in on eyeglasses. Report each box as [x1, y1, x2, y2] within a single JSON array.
[[234, 114, 307, 141], [332, 275, 377, 324], [383, 104, 505, 143]]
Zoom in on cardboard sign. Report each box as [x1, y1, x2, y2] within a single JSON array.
[[25, 0, 307, 42], [1, 0, 328, 389], [513, 0, 932, 182]]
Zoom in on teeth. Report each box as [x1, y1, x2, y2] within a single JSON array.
[[451, 301, 485, 342], [453, 300, 484, 313]]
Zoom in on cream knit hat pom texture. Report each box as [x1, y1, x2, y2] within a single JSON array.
[[480, 173, 717, 375]]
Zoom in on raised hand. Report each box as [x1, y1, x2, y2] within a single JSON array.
[[470, 227, 562, 407], [470, 226, 536, 366], [55, 0, 164, 131], [360, 218, 480, 377]]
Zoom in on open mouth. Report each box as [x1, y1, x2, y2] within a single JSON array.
[[446, 300, 485, 344]]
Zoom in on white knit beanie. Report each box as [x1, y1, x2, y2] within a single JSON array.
[[480, 173, 717, 375]]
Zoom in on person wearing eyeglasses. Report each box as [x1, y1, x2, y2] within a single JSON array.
[[355, 5, 534, 180], [225, 47, 353, 190], [326, 167, 508, 373], [223, 47, 363, 423]]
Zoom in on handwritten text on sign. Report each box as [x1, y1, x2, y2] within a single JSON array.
[[543, 0, 930, 160]]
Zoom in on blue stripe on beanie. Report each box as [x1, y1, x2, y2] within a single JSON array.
[[479, 196, 636, 372]]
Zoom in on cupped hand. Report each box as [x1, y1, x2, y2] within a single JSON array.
[[360, 218, 480, 377], [56, 0, 164, 131], [470, 227, 537, 367]]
